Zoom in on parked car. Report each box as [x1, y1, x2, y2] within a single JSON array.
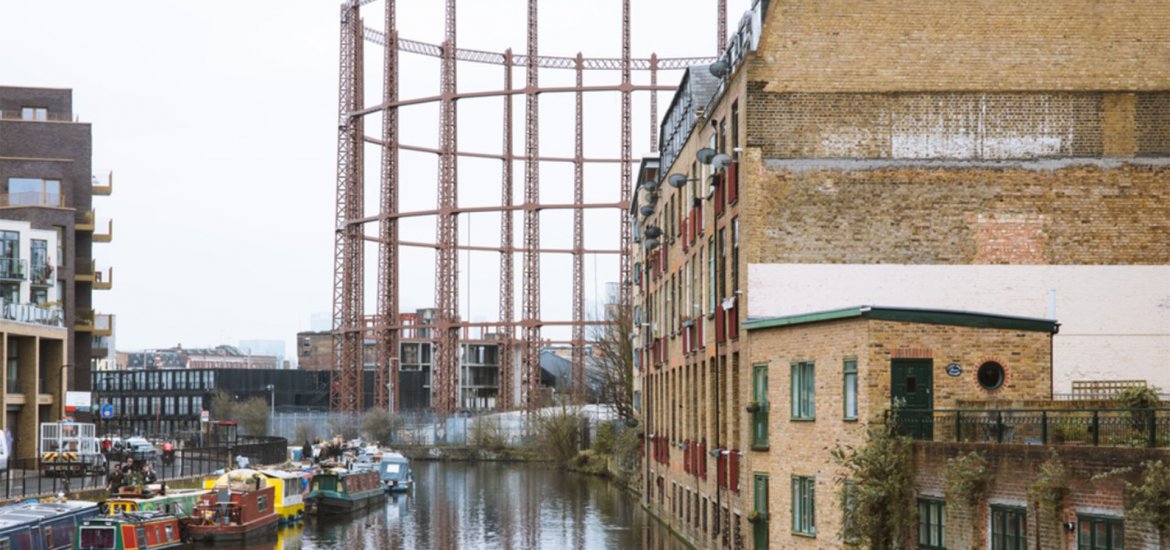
[[121, 437, 158, 463]]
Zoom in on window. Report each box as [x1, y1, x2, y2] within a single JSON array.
[[21, 107, 47, 121], [1078, 515, 1124, 550], [991, 506, 1025, 550], [6, 340, 19, 394], [731, 218, 739, 294], [7, 178, 61, 206], [708, 236, 715, 313], [791, 361, 815, 420], [731, 101, 739, 151], [753, 474, 769, 549], [843, 359, 858, 420], [31, 288, 46, 305], [978, 361, 1005, 391], [751, 364, 768, 448], [792, 476, 816, 536], [918, 498, 946, 549], [30, 239, 49, 283], [842, 480, 859, 544]]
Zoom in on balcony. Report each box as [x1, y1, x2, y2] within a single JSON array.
[[894, 407, 1170, 448], [92, 171, 113, 196], [94, 267, 113, 290], [91, 334, 112, 356], [30, 263, 53, 286], [75, 210, 94, 231], [0, 301, 63, 328], [0, 193, 64, 209], [75, 309, 112, 335], [0, 109, 75, 123], [75, 258, 94, 281], [0, 258, 27, 281]]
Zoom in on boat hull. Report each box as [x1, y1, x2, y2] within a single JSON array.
[[187, 514, 279, 543], [308, 490, 385, 515]]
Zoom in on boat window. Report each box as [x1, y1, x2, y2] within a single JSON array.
[[383, 463, 401, 474], [79, 528, 116, 549], [135, 527, 145, 546], [258, 495, 269, 512], [164, 524, 174, 541], [0, 537, 11, 550]]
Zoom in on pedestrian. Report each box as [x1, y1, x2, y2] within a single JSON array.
[[107, 463, 124, 495], [143, 464, 158, 484], [302, 440, 313, 463]]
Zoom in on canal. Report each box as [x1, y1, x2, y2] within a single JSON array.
[[198, 461, 685, 550]]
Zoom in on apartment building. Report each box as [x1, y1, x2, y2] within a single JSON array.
[[0, 86, 115, 395], [632, 1, 1170, 548]]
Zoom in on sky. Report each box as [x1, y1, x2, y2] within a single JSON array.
[[0, 0, 751, 361]]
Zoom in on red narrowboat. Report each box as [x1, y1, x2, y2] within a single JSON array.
[[185, 482, 279, 543]]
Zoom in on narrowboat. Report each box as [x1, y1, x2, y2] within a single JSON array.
[[203, 468, 307, 524], [102, 487, 208, 520], [304, 469, 384, 515], [376, 452, 413, 493], [74, 511, 184, 550], [186, 483, 279, 543], [0, 499, 98, 550]]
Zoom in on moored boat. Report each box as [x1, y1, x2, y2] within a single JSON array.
[[0, 499, 98, 550], [304, 469, 384, 515], [187, 475, 279, 543], [102, 487, 208, 520], [203, 468, 307, 525], [75, 511, 184, 550], [376, 452, 413, 493]]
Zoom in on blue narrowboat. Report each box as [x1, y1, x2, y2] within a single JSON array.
[[0, 499, 99, 550]]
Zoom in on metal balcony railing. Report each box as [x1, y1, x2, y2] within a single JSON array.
[[0, 258, 26, 280], [0, 301, 64, 327], [893, 408, 1170, 448], [29, 263, 53, 285], [0, 193, 63, 208], [92, 170, 113, 195]]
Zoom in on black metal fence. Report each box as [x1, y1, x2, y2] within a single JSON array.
[[894, 408, 1170, 447], [0, 436, 288, 502]]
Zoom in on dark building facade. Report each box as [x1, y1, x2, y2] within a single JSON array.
[[0, 86, 114, 391], [92, 368, 374, 437]]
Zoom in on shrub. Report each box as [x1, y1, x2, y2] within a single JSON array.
[[1126, 460, 1170, 536], [1028, 449, 1069, 523], [944, 451, 991, 507], [295, 422, 317, 444], [360, 408, 402, 445], [531, 404, 584, 467], [328, 414, 361, 441], [832, 418, 915, 548], [469, 417, 508, 451], [593, 422, 616, 455]]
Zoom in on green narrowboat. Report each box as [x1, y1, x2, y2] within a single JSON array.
[[74, 511, 184, 550], [305, 469, 384, 515]]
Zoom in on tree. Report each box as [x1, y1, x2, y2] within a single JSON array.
[[360, 408, 402, 445], [210, 390, 269, 435], [832, 418, 915, 548], [591, 304, 636, 421]]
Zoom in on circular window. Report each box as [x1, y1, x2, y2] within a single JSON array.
[[977, 361, 1005, 391]]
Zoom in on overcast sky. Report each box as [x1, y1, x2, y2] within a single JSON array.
[[0, 0, 750, 361]]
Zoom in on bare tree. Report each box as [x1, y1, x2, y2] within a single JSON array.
[[592, 304, 636, 421]]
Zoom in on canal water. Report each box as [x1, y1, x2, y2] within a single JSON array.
[[197, 461, 685, 550]]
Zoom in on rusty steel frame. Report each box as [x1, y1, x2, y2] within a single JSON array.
[[332, 0, 725, 414]]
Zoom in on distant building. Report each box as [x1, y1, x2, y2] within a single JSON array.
[[122, 345, 278, 370], [239, 339, 286, 370], [93, 368, 375, 437]]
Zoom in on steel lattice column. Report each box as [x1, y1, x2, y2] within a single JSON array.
[[521, 0, 542, 412], [619, 0, 632, 311], [375, 0, 399, 412], [718, 0, 727, 52], [649, 54, 659, 151], [433, 0, 460, 415], [571, 52, 585, 405], [332, 3, 365, 414], [498, 49, 516, 411]]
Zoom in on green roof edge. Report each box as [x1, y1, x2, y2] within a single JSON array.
[[743, 306, 1059, 334]]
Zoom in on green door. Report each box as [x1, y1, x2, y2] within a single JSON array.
[[891, 359, 933, 439]]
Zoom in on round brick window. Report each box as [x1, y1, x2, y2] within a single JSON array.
[[977, 361, 1005, 391]]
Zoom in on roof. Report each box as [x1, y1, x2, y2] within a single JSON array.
[[743, 306, 1059, 334]]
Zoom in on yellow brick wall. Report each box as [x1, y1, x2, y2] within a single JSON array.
[[740, 162, 1170, 266], [744, 316, 1052, 547], [753, 0, 1170, 93]]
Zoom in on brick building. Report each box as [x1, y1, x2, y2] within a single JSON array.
[[0, 86, 115, 393], [632, 1, 1170, 548]]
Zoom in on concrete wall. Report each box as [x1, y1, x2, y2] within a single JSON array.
[[748, 264, 1170, 392]]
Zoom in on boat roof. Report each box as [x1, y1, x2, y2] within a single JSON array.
[[0, 500, 97, 522]]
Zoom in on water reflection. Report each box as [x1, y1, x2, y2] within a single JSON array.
[[219, 461, 685, 550]]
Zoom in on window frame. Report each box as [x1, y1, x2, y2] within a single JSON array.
[[791, 361, 816, 420], [750, 364, 769, 449], [1077, 514, 1124, 550], [843, 358, 858, 421], [791, 476, 816, 536], [753, 473, 769, 550], [917, 498, 946, 550], [990, 505, 1026, 550]]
